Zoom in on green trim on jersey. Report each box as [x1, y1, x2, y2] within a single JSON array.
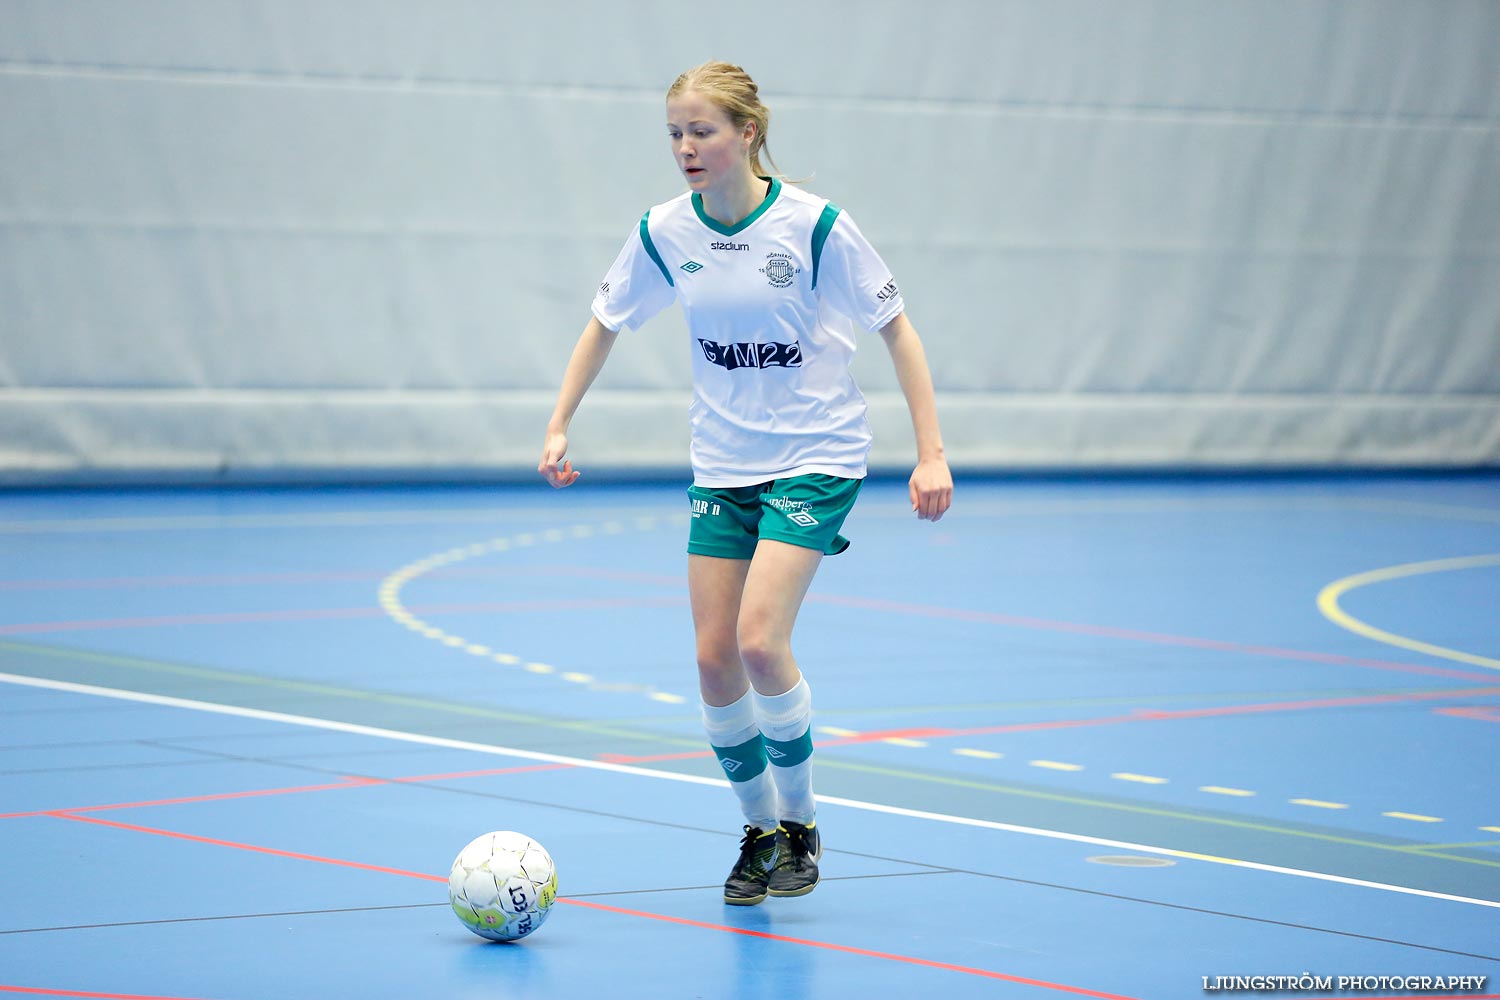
[[691, 176, 783, 237], [639, 211, 674, 287], [810, 201, 842, 291]]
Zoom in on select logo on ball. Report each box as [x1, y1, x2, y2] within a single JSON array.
[[448, 831, 558, 942]]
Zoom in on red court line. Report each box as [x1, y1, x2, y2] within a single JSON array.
[[596, 749, 714, 764], [561, 898, 1138, 998], [817, 686, 1500, 743], [0, 777, 386, 819], [0, 570, 392, 591], [390, 763, 575, 783], [0, 764, 572, 820], [4, 578, 1484, 686], [807, 594, 1500, 683], [46, 812, 450, 882], [599, 686, 1500, 763], [39, 811, 1137, 997], [1435, 706, 1500, 723], [0, 565, 683, 592], [1128, 686, 1500, 721], [0, 987, 215, 999], [0, 597, 688, 635]]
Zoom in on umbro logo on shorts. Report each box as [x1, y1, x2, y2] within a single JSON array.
[[787, 511, 820, 528]]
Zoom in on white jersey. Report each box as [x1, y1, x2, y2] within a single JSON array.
[[591, 177, 904, 488]]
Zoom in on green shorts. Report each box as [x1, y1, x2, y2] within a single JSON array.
[[687, 474, 864, 560]]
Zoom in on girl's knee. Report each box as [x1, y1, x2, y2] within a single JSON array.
[[735, 624, 787, 678]]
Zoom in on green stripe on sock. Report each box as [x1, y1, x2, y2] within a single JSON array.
[[713, 734, 768, 782], [763, 729, 814, 768]]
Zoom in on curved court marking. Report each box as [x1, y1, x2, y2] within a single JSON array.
[[377, 517, 695, 705], [4, 671, 1497, 910], [1317, 555, 1500, 671]]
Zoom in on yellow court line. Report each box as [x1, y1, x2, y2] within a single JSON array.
[[1392, 841, 1500, 853], [1383, 811, 1443, 823], [1316, 554, 1500, 670]]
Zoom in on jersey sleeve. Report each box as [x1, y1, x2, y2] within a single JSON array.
[[591, 212, 677, 332], [811, 208, 904, 331]]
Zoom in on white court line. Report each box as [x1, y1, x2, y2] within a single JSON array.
[[3, 670, 1497, 911]]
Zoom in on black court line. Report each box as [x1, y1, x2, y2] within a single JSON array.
[[0, 874, 963, 937], [936, 865, 1500, 963], [14, 749, 1493, 964]]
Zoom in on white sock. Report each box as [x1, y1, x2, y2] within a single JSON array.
[[753, 676, 816, 825], [702, 690, 778, 831]]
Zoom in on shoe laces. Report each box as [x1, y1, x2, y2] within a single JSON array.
[[737, 824, 769, 860], [782, 823, 814, 859]]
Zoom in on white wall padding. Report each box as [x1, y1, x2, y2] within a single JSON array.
[[2, 0, 1497, 482]]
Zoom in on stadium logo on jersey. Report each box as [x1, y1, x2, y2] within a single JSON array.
[[710, 241, 750, 252], [680, 260, 704, 273], [759, 252, 802, 288], [698, 339, 803, 371], [876, 279, 899, 302]]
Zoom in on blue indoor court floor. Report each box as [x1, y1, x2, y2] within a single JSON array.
[[1, 473, 1498, 999]]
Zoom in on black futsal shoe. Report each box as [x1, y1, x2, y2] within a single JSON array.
[[724, 825, 777, 905], [767, 820, 821, 897]]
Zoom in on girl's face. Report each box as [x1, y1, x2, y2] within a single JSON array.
[[666, 89, 754, 195]]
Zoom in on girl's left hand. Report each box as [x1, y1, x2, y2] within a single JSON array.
[[909, 458, 953, 521]]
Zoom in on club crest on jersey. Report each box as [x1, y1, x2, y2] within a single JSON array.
[[759, 252, 802, 288]]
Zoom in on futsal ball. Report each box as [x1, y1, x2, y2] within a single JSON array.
[[448, 831, 558, 942]]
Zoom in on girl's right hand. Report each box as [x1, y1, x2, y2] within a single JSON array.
[[538, 431, 580, 488]]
